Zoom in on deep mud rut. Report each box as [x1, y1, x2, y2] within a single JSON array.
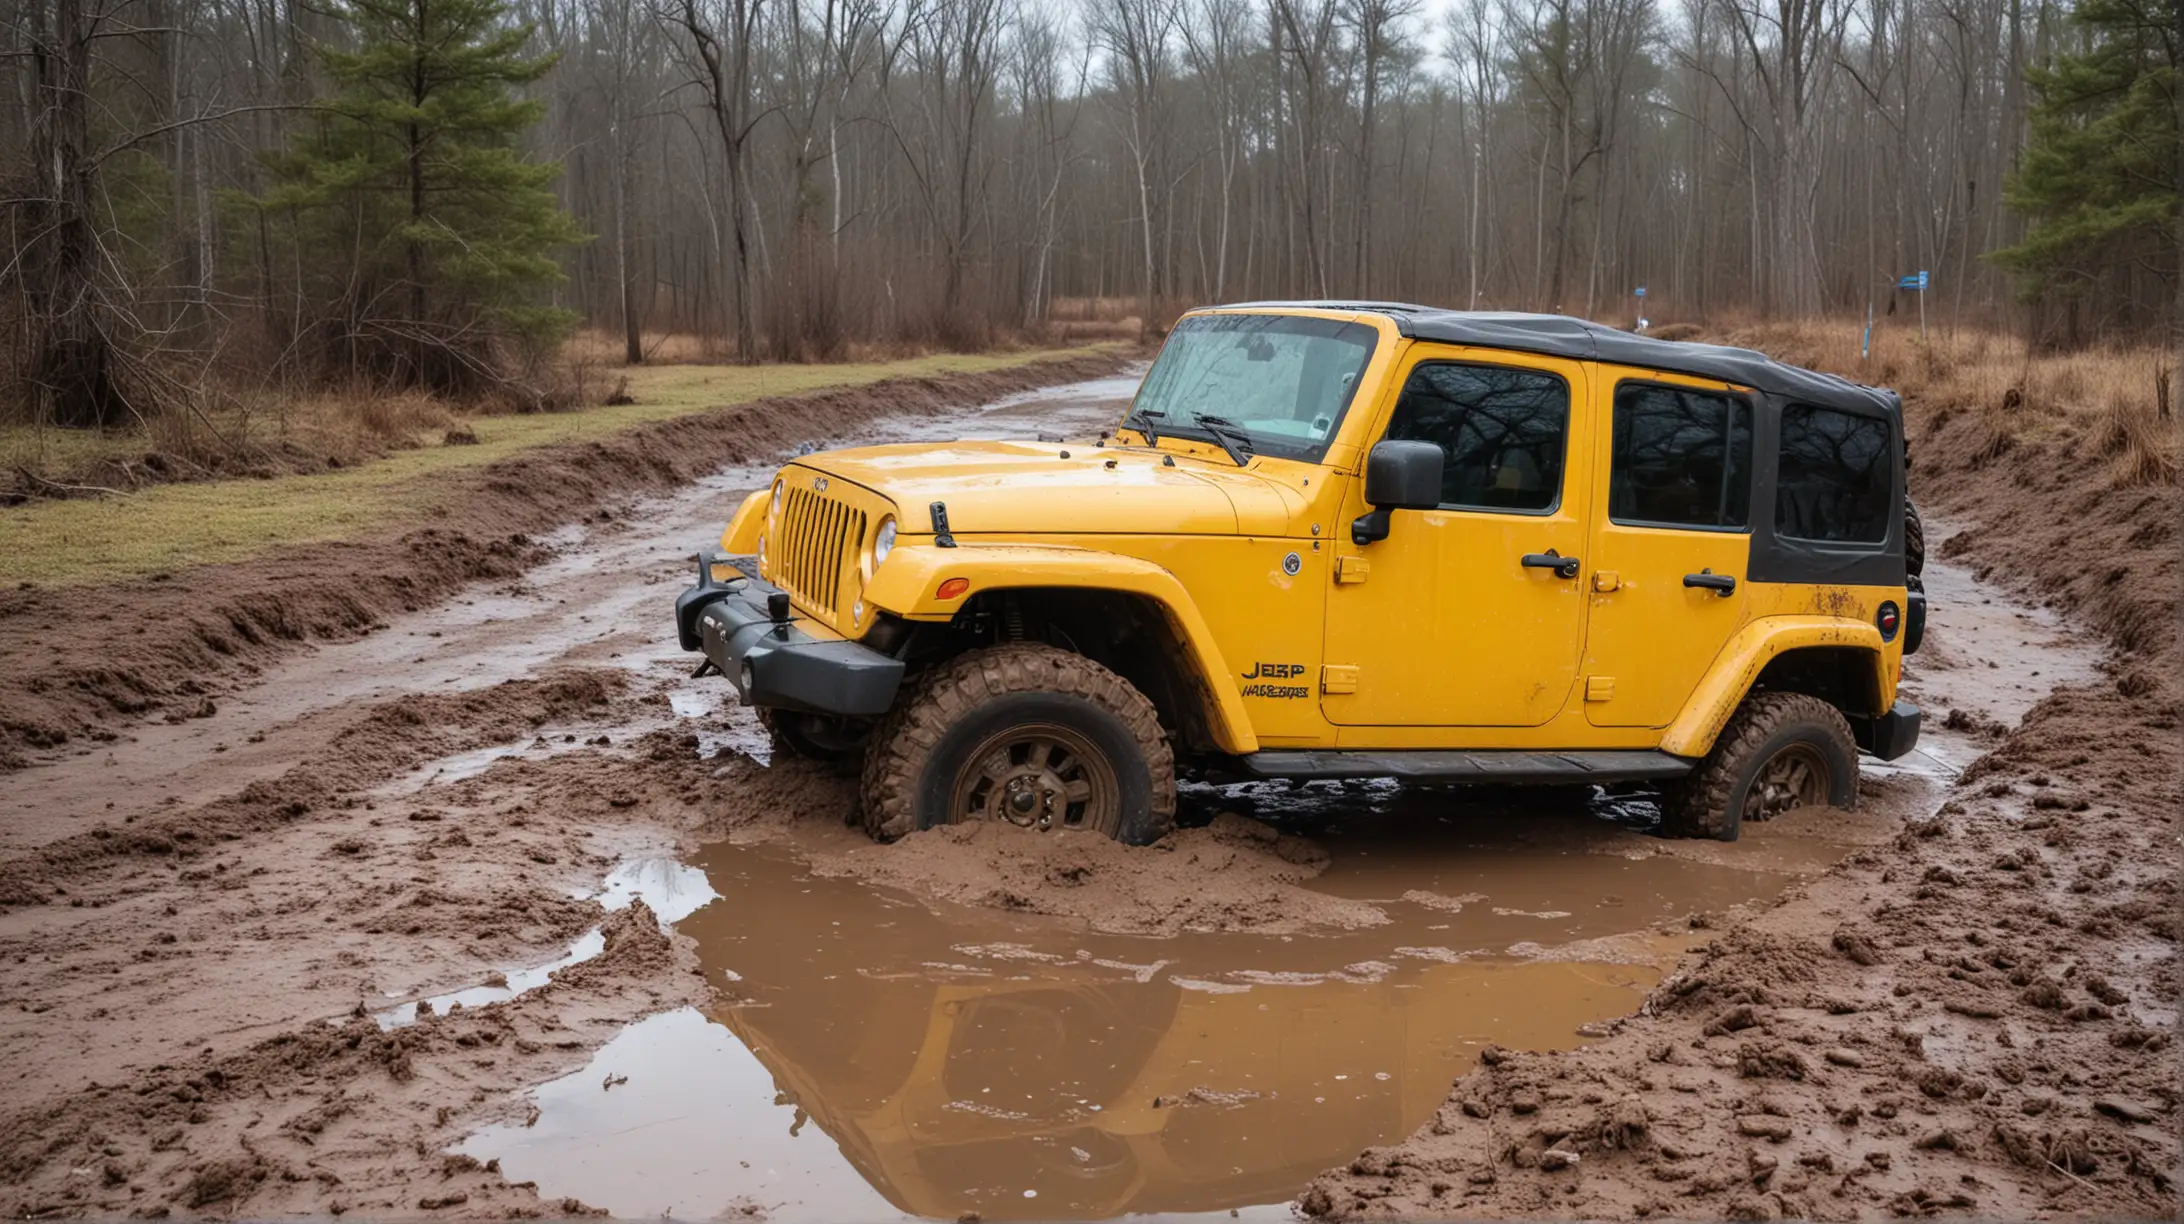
[[0, 370, 2173, 1222]]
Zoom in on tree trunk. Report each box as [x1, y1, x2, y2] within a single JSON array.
[[615, 128, 642, 364], [1134, 116, 1156, 338], [1772, 111, 1824, 314], [25, 0, 123, 429], [407, 0, 429, 381]]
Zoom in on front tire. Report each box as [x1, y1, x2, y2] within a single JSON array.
[[859, 644, 1177, 846], [1661, 692, 1857, 841]]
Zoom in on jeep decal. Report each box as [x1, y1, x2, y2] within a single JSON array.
[[1240, 683, 1310, 699], [1241, 661, 1310, 699]]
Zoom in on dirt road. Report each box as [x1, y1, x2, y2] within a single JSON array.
[[1, 366, 2175, 1221]]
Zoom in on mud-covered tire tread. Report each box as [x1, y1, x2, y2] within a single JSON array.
[[1661, 691, 1857, 841], [1904, 497, 1926, 577], [859, 643, 1176, 844]]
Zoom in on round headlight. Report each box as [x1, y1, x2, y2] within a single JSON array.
[[873, 516, 897, 564], [770, 479, 783, 517]]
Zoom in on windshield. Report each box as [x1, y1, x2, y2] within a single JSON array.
[[1126, 313, 1378, 461]]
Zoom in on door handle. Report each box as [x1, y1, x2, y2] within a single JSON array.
[[1683, 570, 1738, 596], [1521, 550, 1581, 579]]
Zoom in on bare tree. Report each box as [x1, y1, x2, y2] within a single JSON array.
[[1091, 0, 1180, 334], [1717, 0, 1850, 313], [669, 0, 765, 359], [3, 0, 2145, 426]]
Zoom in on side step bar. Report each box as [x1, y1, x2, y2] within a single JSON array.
[[1237, 749, 1695, 784]]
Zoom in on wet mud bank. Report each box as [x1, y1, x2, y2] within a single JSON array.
[[0, 350, 1128, 773]]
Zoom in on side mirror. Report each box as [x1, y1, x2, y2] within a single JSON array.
[[1354, 440, 1443, 545]]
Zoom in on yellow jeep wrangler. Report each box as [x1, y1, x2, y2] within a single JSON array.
[[675, 304, 1925, 844]]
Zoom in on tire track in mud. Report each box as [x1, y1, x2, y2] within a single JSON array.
[[0, 671, 632, 906], [0, 351, 1129, 773], [0, 669, 710, 1217]]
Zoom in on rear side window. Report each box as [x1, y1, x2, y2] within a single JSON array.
[[1610, 384, 1753, 529], [1776, 405, 1892, 543], [1383, 363, 1568, 513]]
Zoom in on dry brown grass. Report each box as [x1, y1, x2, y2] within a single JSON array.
[[1048, 295, 1139, 322], [1042, 316, 1145, 343], [560, 329, 731, 366], [560, 325, 1126, 367], [4, 327, 1120, 499], [0, 384, 474, 496], [1695, 318, 2177, 488], [2096, 386, 2179, 487]]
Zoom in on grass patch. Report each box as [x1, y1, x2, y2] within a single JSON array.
[[2, 347, 1113, 587]]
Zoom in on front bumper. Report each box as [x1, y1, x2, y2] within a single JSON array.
[[1849, 699, 1922, 761], [674, 552, 904, 716]]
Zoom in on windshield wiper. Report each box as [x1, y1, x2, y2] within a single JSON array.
[[1120, 407, 1165, 445], [1186, 414, 1255, 466]]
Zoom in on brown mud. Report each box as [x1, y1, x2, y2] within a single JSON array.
[[0, 361, 2172, 1220], [0, 351, 1126, 773]]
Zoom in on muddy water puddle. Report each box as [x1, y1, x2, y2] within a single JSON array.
[[461, 804, 1812, 1222]]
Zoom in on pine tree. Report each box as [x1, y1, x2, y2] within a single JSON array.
[[1988, 0, 2179, 339], [257, 0, 588, 390]]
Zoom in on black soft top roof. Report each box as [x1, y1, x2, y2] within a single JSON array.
[[1215, 301, 1899, 416]]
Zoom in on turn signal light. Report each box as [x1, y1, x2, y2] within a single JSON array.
[[1876, 601, 1901, 642], [936, 577, 971, 600]]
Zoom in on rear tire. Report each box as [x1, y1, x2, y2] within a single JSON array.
[[860, 644, 1176, 846], [1661, 692, 1857, 842]]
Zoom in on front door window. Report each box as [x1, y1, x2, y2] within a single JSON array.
[[1382, 363, 1569, 513]]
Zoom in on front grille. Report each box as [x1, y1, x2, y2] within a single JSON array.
[[775, 486, 864, 618]]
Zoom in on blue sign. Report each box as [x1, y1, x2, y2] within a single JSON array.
[[1898, 271, 1929, 291], [1634, 286, 1647, 297]]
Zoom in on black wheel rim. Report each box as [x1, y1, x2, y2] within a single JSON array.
[[1742, 743, 1831, 823], [949, 721, 1120, 835]]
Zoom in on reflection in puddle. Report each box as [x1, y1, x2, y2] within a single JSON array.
[[463, 820, 1802, 1220], [591, 857, 719, 923], [463, 1009, 908, 1221], [377, 858, 717, 1028]]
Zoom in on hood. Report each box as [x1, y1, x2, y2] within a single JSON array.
[[794, 439, 1311, 536]]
